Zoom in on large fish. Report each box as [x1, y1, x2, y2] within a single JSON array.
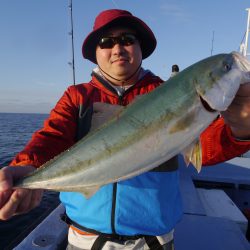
[[14, 52, 250, 198]]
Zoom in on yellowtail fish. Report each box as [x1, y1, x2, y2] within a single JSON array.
[[14, 52, 250, 198]]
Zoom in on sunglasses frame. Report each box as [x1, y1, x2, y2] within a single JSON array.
[[98, 33, 138, 49]]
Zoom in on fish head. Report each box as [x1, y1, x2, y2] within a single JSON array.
[[194, 52, 250, 112]]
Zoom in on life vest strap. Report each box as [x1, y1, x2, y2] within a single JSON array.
[[61, 213, 164, 249]]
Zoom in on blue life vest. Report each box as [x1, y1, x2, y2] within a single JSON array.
[[60, 168, 182, 236]]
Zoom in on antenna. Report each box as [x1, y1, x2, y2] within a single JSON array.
[[68, 0, 76, 85], [210, 31, 215, 56], [241, 8, 250, 57]]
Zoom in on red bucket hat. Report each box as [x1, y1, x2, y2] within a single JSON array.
[[82, 9, 157, 64]]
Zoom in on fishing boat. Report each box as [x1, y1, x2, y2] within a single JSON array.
[[9, 6, 250, 250]]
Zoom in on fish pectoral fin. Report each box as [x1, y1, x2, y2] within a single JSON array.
[[182, 140, 202, 173], [80, 185, 101, 199], [91, 102, 125, 132]]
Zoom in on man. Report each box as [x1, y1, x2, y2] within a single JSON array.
[[170, 64, 179, 78], [0, 9, 250, 250]]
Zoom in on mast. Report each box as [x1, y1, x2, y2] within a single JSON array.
[[240, 8, 250, 57], [68, 0, 76, 85]]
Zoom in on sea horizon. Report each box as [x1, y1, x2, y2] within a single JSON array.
[[0, 111, 49, 115]]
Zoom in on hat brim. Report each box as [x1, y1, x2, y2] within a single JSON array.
[[82, 16, 156, 64]]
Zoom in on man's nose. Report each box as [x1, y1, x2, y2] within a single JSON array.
[[112, 43, 126, 54]]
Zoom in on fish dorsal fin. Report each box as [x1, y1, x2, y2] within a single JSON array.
[[182, 139, 202, 173], [90, 102, 125, 132]]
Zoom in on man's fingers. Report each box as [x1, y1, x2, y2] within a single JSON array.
[[16, 189, 43, 214], [0, 190, 13, 209], [0, 167, 14, 191], [0, 190, 24, 220], [0, 166, 36, 192], [15, 190, 32, 214], [0, 166, 40, 220], [238, 82, 250, 96]]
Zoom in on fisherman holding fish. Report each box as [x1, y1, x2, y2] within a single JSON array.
[[1, 9, 250, 250]]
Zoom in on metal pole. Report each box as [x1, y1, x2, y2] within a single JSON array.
[[210, 31, 214, 56], [244, 8, 250, 57], [69, 0, 76, 84]]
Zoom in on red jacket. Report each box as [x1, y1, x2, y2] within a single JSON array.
[[11, 71, 250, 167]]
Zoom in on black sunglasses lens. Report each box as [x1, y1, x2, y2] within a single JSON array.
[[99, 34, 137, 49], [99, 37, 114, 49], [120, 34, 136, 46]]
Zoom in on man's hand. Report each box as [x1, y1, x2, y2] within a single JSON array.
[[0, 166, 43, 220], [221, 82, 250, 140]]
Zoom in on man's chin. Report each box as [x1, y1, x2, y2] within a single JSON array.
[[111, 70, 131, 79]]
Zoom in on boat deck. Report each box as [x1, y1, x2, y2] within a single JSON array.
[[177, 156, 250, 250], [14, 156, 250, 250]]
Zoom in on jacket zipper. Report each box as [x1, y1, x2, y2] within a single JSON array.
[[111, 183, 118, 234]]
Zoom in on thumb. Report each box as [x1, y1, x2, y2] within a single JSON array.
[[0, 166, 36, 191]]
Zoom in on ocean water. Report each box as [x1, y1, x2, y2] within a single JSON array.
[[0, 113, 48, 166], [0, 113, 60, 249]]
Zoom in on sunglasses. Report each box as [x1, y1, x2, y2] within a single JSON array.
[[98, 34, 137, 49]]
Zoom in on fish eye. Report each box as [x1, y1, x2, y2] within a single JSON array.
[[223, 63, 231, 71]]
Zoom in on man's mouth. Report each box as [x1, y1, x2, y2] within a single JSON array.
[[112, 58, 129, 63]]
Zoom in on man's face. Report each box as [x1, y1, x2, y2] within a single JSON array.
[[96, 27, 142, 85]]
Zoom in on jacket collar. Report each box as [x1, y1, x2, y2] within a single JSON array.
[[90, 67, 157, 97]]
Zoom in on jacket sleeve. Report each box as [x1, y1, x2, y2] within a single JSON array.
[[201, 116, 250, 166], [10, 86, 80, 168]]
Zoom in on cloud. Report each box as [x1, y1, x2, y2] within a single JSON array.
[[160, 2, 190, 20]]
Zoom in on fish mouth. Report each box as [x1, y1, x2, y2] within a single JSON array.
[[199, 96, 217, 112]]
